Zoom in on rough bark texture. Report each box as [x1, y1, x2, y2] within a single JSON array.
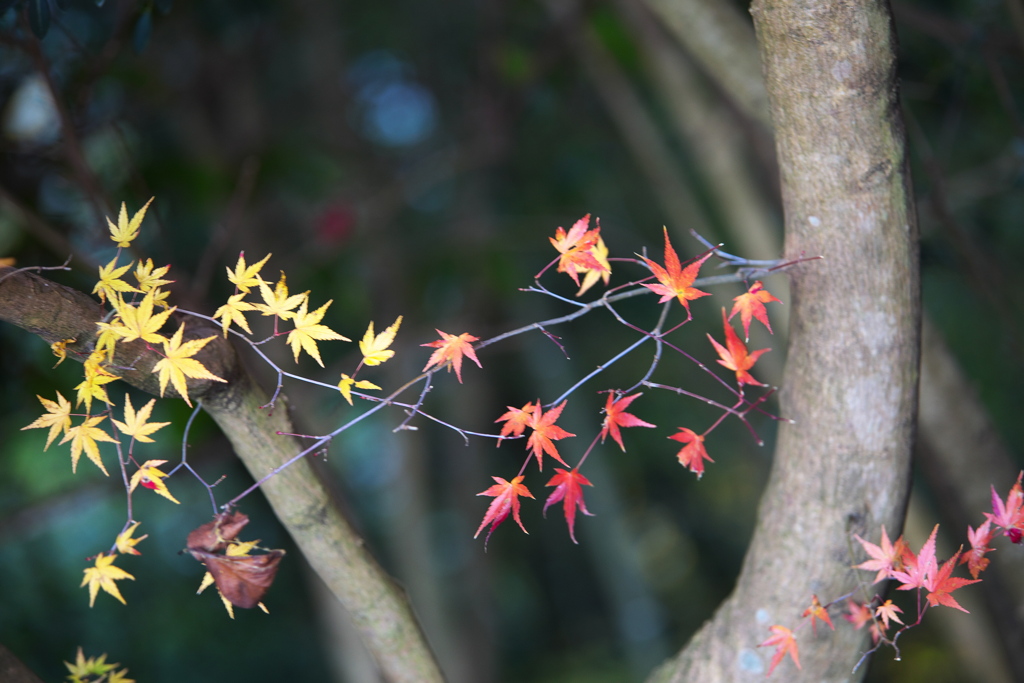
[[0, 266, 444, 683], [649, 1, 919, 680]]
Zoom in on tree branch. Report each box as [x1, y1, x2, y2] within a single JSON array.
[[0, 265, 445, 683]]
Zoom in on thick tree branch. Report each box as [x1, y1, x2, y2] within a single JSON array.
[[650, 1, 919, 680], [0, 265, 444, 683]]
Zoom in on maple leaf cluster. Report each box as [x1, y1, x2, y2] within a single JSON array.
[[474, 220, 783, 546], [760, 472, 1024, 678], [21, 205, 792, 614], [64, 647, 134, 683]]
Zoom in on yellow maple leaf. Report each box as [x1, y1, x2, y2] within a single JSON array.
[[59, 415, 118, 475], [576, 235, 612, 296], [50, 337, 75, 367], [134, 258, 173, 293], [21, 393, 73, 450], [92, 257, 140, 305], [212, 292, 256, 337], [286, 298, 349, 366], [112, 396, 170, 443], [108, 667, 136, 683], [359, 315, 402, 366], [129, 459, 180, 504], [21, 391, 73, 449], [226, 252, 272, 293], [81, 552, 134, 606], [115, 521, 148, 555], [107, 197, 154, 247], [93, 320, 124, 363], [152, 323, 226, 407], [64, 647, 131, 681], [254, 272, 307, 321], [337, 373, 382, 405], [109, 289, 175, 344], [74, 352, 119, 412]]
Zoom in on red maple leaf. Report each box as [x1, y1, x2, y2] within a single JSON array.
[[421, 330, 482, 383], [925, 551, 980, 612], [759, 625, 800, 676], [599, 392, 656, 451], [641, 227, 712, 317], [474, 475, 534, 546], [891, 524, 939, 591], [495, 402, 536, 441], [549, 214, 607, 286], [525, 400, 575, 470], [708, 309, 769, 387], [843, 599, 882, 644], [960, 520, 994, 579], [801, 594, 834, 635], [729, 280, 782, 341], [668, 427, 713, 479], [984, 471, 1024, 543], [543, 468, 594, 544], [853, 525, 907, 584]]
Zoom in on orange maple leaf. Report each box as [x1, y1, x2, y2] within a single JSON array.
[[844, 598, 883, 644], [874, 599, 903, 631], [759, 625, 800, 676], [729, 280, 782, 341], [495, 403, 536, 441], [669, 427, 713, 479], [525, 400, 575, 470], [474, 475, 534, 546], [640, 227, 712, 317], [543, 468, 594, 544], [801, 594, 834, 635], [925, 551, 980, 612], [600, 392, 656, 452], [960, 520, 994, 579], [708, 309, 769, 387], [421, 330, 482, 383], [549, 214, 607, 286]]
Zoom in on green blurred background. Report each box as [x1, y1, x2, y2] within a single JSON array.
[[0, 0, 1022, 681]]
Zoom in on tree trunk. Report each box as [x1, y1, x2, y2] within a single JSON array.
[[650, 1, 920, 680]]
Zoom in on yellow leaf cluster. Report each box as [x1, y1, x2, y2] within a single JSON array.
[[215, 254, 358, 367], [79, 523, 148, 609], [65, 646, 135, 683]]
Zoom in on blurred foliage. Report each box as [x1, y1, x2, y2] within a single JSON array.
[[0, 0, 1021, 681]]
